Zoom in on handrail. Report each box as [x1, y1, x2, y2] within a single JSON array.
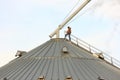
[[71, 34, 120, 68]]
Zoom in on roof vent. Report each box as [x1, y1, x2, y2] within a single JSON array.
[[98, 53, 104, 60], [15, 50, 27, 57], [37, 75, 45, 80], [98, 76, 104, 80], [62, 46, 68, 53], [65, 76, 73, 80]]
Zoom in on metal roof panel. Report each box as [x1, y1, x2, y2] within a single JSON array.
[[0, 38, 120, 80]]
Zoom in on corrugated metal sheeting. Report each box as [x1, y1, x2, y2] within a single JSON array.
[[0, 38, 120, 80]]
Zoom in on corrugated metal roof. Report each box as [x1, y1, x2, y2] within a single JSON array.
[[0, 38, 120, 80]]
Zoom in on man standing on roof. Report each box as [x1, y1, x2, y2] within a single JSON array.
[[64, 26, 71, 41]]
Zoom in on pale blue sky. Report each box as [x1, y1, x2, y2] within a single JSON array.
[[0, 0, 120, 67]]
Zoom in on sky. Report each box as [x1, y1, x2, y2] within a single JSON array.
[[0, 0, 120, 67]]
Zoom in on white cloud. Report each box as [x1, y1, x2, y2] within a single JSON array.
[[93, 0, 120, 20], [91, 0, 120, 57]]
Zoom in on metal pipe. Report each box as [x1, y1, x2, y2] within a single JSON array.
[[49, 0, 91, 38]]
